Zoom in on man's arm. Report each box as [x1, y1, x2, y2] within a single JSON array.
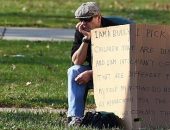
[[71, 22, 93, 85], [72, 41, 89, 65], [72, 22, 91, 65]]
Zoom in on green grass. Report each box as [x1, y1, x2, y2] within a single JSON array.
[[0, 40, 95, 108], [0, 111, 66, 130], [0, 111, 86, 130], [0, 111, 166, 130], [0, 0, 169, 28], [3, 111, 150, 130], [0, 111, 120, 130]]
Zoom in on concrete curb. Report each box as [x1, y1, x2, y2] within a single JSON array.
[[0, 107, 67, 114], [0, 107, 94, 114], [0, 27, 74, 41]]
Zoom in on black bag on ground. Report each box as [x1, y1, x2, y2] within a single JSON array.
[[80, 111, 123, 129]]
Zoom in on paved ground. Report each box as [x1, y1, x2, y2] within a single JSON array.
[[0, 107, 94, 114], [0, 27, 74, 41], [0, 107, 66, 113]]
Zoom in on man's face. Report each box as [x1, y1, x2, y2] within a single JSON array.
[[79, 15, 101, 31]]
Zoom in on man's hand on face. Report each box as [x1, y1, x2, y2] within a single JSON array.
[[76, 22, 91, 40], [75, 70, 92, 85]]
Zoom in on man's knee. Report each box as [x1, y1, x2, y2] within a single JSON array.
[[67, 65, 82, 75], [67, 65, 90, 75]]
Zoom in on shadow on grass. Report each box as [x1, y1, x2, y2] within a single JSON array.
[[0, 12, 73, 19], [0, 9, 169, 28], [130, 9, 169, 24], [0, 9, 169, 22], [0, 12, 76, 27]]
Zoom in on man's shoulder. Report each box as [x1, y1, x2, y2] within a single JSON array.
[[102, 16, 134, 27]]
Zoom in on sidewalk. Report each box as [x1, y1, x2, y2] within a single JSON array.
[[0, 27, 74, 41], [0, 107, 66, 114], [0, 107, 94, 114]]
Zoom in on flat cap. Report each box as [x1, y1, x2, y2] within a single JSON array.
[[75, 2, 100, 18]]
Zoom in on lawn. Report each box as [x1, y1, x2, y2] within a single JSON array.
[[0, 40, 94, 109], [0, 111, 126, 130], [0, 111, 66, 130], [0, 0, 169, 28], [0, 111, 101, 130], [0, 111, 165, 130]]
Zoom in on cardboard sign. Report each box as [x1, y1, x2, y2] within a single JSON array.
[[91, 24, 170, 130]]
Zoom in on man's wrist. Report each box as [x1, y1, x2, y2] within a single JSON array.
[[88, 70, 93, 80], [82, 37, 91, 44]]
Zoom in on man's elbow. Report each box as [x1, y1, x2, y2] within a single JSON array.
[[72, 59, 84, 65]]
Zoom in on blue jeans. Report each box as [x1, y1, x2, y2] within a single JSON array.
[[67, 65, 93, 118]]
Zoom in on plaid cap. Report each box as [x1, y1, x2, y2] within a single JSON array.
[[75, 2, 100, 18]]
